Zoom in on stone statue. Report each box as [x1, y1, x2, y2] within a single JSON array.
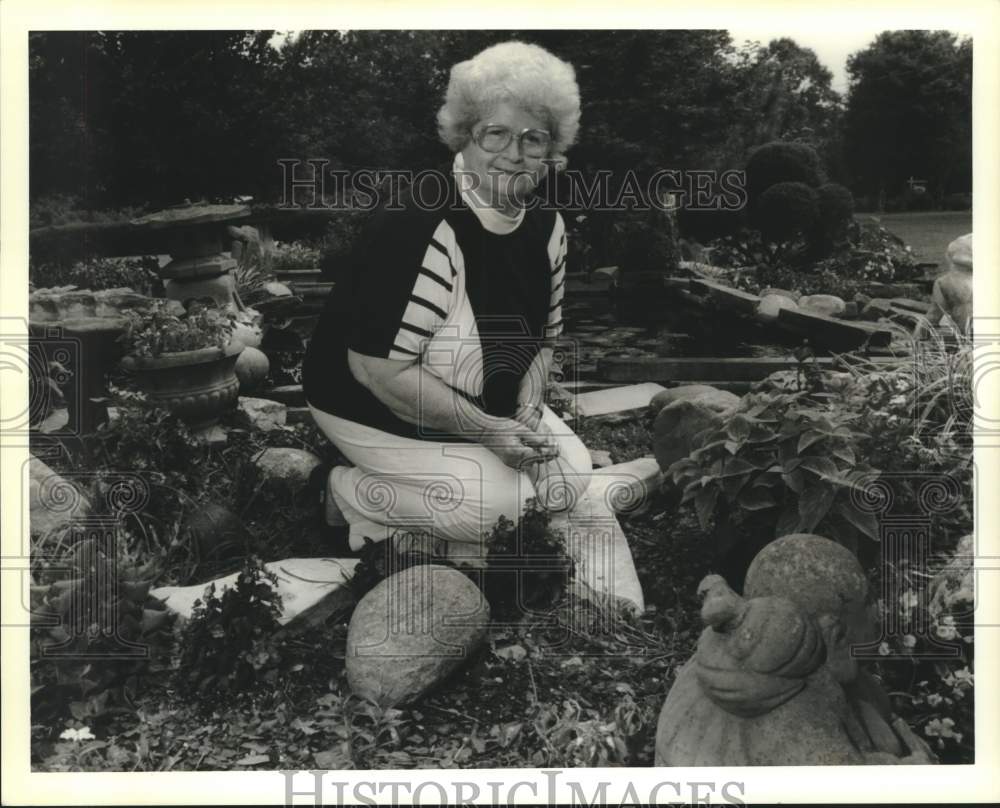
[[655, 534, 936, 765], [917, 232, 972, 337]]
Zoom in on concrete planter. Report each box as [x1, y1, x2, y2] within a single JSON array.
[[122, 344, 243, 428]]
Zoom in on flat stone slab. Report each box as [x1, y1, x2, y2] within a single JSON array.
[[591, 266, 620, 284], [689, 279, 762, 314], [131, 203, 250, 229], [261, 384, 306, 406], [574, 382, 667, 417], [152, 557, 360, 626], [776, 306, 892, 350], [597, 355, 900, 383]]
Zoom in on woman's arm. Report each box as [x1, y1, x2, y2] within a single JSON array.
[[514, 346, 553, 430], [348, 349, 558, 469]]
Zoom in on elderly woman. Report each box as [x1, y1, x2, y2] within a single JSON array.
[[303, 42, 592, 562]]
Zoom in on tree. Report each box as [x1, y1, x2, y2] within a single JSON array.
[[843, 30, 972, 206]]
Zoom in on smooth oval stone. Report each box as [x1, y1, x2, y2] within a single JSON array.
[[346, 564, 490, 707]]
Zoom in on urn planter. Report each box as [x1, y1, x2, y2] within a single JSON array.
[[122, 344, 243, 429]]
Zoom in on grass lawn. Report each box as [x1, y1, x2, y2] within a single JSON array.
[[858, 210, 972, 263]]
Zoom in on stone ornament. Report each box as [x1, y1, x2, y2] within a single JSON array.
[[656, 534, 937, 765]]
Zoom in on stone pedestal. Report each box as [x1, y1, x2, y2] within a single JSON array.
[[131, 202, 251, 312], [28, 314, 127, 436]]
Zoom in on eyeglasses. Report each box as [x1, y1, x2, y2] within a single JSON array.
[[473, 124, 552, 158]]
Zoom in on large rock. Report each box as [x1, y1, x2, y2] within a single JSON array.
[[860, 298, 895, 321], [252, 447, 322, 490], [756, 293, 798, 323], [28, 456, 92, 539], [346, 564, 490, 707], [798, 294, 846, 318], [237, 396, 287, 432], [760, 287, 799, 302], [180, 501, 248, 561], [649, 384, 740, 416], [652, 399, 724, 470]]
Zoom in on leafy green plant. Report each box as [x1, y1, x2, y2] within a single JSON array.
[[176, 555, 285, 699], [119, 300, 234, 358], [271, 240, 321, 271], [483, 499, 577, 620], [31, 535, 174, 726], [664, 390, 880, 552], [530, 696, 642, 767]]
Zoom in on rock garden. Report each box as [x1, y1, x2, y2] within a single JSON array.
[[26, 162, 975, 769]]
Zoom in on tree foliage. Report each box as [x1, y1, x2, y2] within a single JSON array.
[[844, 30, 972, 203], [28, 29, 968, 218]]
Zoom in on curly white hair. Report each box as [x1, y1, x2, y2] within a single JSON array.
[[436, 41, 581, 163]]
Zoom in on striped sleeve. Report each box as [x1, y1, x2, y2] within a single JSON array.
[[386, 221, 457, 360], [347, 212, 457, 361], [543, 212, 567, 345]]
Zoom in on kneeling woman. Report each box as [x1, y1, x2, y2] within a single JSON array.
[[303, 41, 591, 563]]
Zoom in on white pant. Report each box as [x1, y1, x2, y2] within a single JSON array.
[[308, 404, 592, 561]]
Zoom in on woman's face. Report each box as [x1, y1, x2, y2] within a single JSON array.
[[460, 100, 550, 214]]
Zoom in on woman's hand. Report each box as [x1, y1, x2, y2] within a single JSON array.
[[478, 420, 560, 471], [514, 400, 545, 431]]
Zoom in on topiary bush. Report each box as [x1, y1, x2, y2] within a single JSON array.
[[745, 141, 824, 202], [753, 181, 819, 244], [811, 182, 856, 254], [611, 206, 681, 276]]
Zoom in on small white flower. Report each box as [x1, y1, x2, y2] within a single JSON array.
[[927, 693, 943, 707], [899, 591, 919, 612], [59, 727, 95, 742], [878, 641, 891, 656], [902, 634, 917, 649], [936, 623, 958, 640]]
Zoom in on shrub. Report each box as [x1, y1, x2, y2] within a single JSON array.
[[753, 181, 819, 244], [30, 256, 162, 297], [318, 208, 371, 278], [677, 205, 742, 244], [745, 141, 823, 201], [611, 207, 681, 275], [814, 183, 855, 246]]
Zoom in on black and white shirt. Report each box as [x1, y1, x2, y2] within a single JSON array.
[[303, 162, 566, 442]]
